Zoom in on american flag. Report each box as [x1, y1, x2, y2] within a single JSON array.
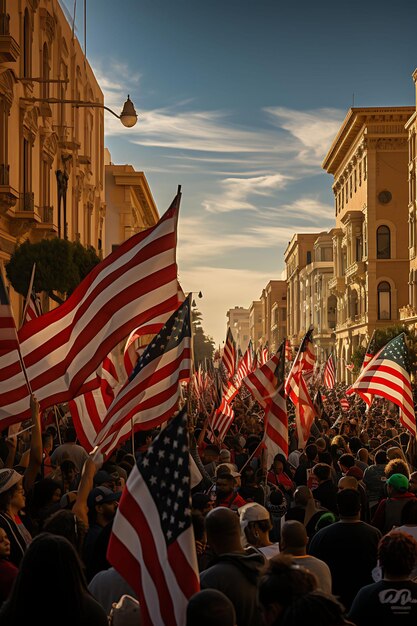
[[340, 397, 350, 412], [285, 327, 315, 397], [0, 193, 181, 427], [208, 398, 235, 442], [221, 327, 236, 381], [69, 354, 122, 451], [323, 354, 336, 389], [243, 340, 288, 463], [93, 295, 192, 459], [347, 333, 416, 437], [24, 292, 42, 324], [293, 370, 316, 448], [0, 271, 20, 357], [362, 330, 377, 371], [236, 340, 256, 386], [345, 362, 355, 372], [258, 343, 269, 366], [107, 407, 200, 626]]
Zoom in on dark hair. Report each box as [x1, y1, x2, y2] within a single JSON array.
[[401, 499, 417, 525], [385, 458, 410, 480], [338, 454, 355, 469], [191, 511, 206, 543], [280, 591, 349, 626], [336, 489, 361, 517], [258, 554, 317, 611], [349, 437, 362, 454], [0, 533, 92, 625], [42, 509, 86, 555], [305, 445, 318, 462], [60, 459, 76, 474], [374, 450, 387, 465], [64, 427, 77, 443], [187, 589, 236, 626], [313, 463, 331, 482], [378, 531, 417, 577]]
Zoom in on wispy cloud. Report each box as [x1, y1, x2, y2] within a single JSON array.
[[265, 106, 345, 165], [202, 173, 290, 213], [258, 197, 335, 226]]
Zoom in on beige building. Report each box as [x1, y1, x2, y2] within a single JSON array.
[[248, 299, 263, 350], [0, 0, 106, 315], [104, 149, 159, 256], [226, 306, 250, 353], [260, 280, 287, 353], [323, 106, 413, 381]]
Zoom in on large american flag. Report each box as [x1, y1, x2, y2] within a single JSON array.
[[347, 333, 416, 437], [69, 354, 121, 451], [236, 340, 256, 386], [285, 327, 315, 397], [0, 272, 20, 357], [93, 295, 192, 459], [323, 354, 336, 389], [0, 193, 181, 428], [243, 341, 288, 463], [221, 327, 236, 381], [107, 407, 200, 626]]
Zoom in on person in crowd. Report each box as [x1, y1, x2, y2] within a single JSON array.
[[267, 454, 295, 502], [200, 507, 264, 626], [279, 591, 355, 626], [83, 486, 120, 581], [0, 533, 108, 626], [396, 498, 417, 542], [284, 485, 327, 541], [186, 589, 236, 626], [89, 565, 139, 616], [42, 508, 87, 557], [25, 477, 62, 533], [257, 553, 317, 625], [239, 466, 265, 504], [0, 528, 17, 607], [348, 531, 417, 625], [214, 472, 246, 511], [363, 449, 387, 516], [371, 473, 417, 533], [280, 520, 332, 594], [238, 502, 280, 559], [50, 426, 89, 473], [294, 444, 318, 487], [192, 492, 214, 517], [311, 463, 338, 514], [308, 488, 381, 611]]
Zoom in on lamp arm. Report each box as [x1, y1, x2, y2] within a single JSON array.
[[20, 97, 121, 119]]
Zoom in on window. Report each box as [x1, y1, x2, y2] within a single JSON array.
[[378, 282, 391, 320], [355, 237, 362, 262], [23, 9, 31, 78], [306, 251, 312, 265], [377, 225, 391, 259], [42, 43, 49, 99]]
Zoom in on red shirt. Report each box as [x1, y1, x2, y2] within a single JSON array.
[[217, 491, 247, 511]]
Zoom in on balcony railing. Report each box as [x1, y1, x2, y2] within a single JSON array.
[[0, 164, 9, 186], [21, 192, 34, 212], [328, 276, 346, 293], [42, 206, 53, 223]]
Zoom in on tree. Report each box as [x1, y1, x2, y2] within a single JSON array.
[[6, 239, 101, 305], [191, 306, 215, 367], [351, 324, 417, 377]]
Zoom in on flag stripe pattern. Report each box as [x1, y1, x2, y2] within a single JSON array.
[[69, 354, 121, 451], [347, 333, 416, 437], [340, 397, 350, 412], [0, 275, 20, 357], [243, 341, 288, 463], [324, 354, 336, 389], [93, 296, 192, 459], [107, 408, 200, 626], [24, 292, 42, 324], [221, 328, 236, 381], [0, 196, 181, 427], [236, 341, 256, 386], [209, 398, 234, 442]]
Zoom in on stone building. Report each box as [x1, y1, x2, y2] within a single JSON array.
[[226, 306, 249, 353], [248, 299, 262, 351], [260, 279, 287, 353]]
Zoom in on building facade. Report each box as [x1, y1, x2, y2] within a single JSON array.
[[226, 306, 250, 353], [260, 280, 287, 353], [323, 106, 413, 381], [0, 0, 105, 315], [248, 299, 262, 350]]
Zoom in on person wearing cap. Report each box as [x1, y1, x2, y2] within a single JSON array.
[[83, 486, 120, 581], [238, 502, 280, 559], [371, 473, 417, 534], [215, 472, 246, 511]]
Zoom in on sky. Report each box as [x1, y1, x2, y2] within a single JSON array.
[[61, 0, 417, 347]]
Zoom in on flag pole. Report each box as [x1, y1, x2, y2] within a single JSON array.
[[20, 262, 36, 330]]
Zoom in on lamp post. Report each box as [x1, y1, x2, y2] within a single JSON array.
[[20, 94, 138, 128]]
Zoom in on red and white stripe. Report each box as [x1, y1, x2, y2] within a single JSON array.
[[0, 273, 20, 358], [285, 329, 315, 396], [323, 354, 336, 389], [0, 196, 181, 428], [243, 343, 288, 463], [209, 398, 234, 442], [69, 354, 122, 451], [236, 342, 256, 386], [221, 328, 236, 381], [285, 339, 292, 362], [340, 397, 350, 412]]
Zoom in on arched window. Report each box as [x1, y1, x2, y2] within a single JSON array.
[[377, 225, 391, 259], [378, 281, 391, 320]]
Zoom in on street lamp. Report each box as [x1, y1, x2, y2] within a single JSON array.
[[20, 94, 138, 128]]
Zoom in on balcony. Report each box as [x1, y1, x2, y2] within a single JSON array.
[[329, 276, 346, 294], [34, 206, 58, 235], [400, 305, 417, 321], [0, 14, 20, 62], [345, 261, 366, 283]]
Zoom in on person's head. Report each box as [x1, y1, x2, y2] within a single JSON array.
[[0, 468, 25, 514], [42, 431, 54, 453], [29, 478, 62, 512], [357, 448, 369, 463], [215, 472, 236, 500], [186, 589, 236, 626], [278, 591, 350, 626], [315, 438, 327, 453], [386, 446, 406, 461], [337, 453, 355, 474], [386, 473, 409, 496], [258, 554, 317, 626], [219, 449, 232, 464], [93, 470, 116, 490], [337, 475, 358, 491], [349, 437, 362, 454], [378, 531, 417, 579], [64, 426, 77, 443], [192, 492, 213, 516], [409, 471, 417, 495], [60, 459, 77, 483], [87, 486, 120, 526], [280, 520, 308, 555], [312, 463, 331, 483], [205, 506, 243, 555], [305, 444, 318, 463], [238, 502, 272, 548], [314, 512, 337, 532], [240, 466, 256, 486], [0, 533, 89, 625], [336, 488, 361, 519], [42, 509, 86, 555], [374, 449, 387, 465], [202, 444, 220, 465], [0, 527, 10, 559], [293, 485, 313, 507], [385, 458, 410, 480]]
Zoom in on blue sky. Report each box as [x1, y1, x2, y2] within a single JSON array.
[[61, 0, 417, 346]]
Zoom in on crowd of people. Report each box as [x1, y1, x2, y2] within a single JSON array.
[[0, 381, 415, 625]]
